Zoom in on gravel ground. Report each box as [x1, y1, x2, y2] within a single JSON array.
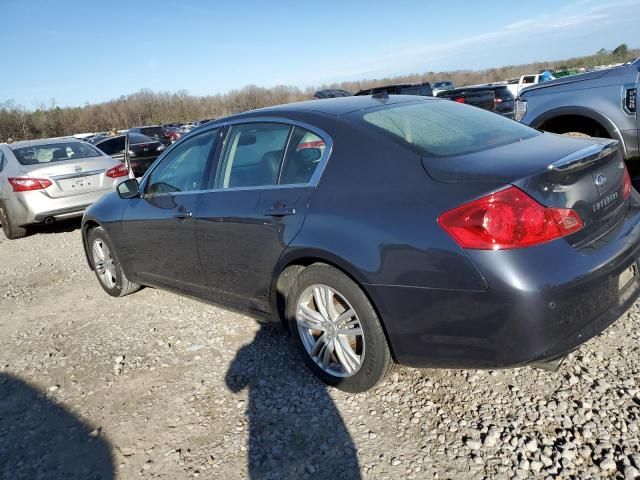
[[1, 221, 640, 480]]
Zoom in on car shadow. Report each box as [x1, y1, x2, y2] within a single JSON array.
[[0, 373, 114, 480], [28, 217, 82, 236], [225, 324, 361, 480]]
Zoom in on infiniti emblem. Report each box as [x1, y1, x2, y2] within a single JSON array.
[[595, 173, 607, 187]]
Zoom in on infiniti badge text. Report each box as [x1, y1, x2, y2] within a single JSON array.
[[593, 191, 618, 212]]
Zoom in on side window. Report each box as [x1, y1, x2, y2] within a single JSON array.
[[280, 127, 326, 185], [0, 150, 5, 172], [146, 129, 218, 195], [97, 138, 124, 155], [216, 123, 291, 189]]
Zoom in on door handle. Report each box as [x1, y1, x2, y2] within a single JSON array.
[[173, 211, 193, 219], [264, 206, 296, 217]]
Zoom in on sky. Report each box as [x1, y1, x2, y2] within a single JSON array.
[[1, 0, 639, 108]]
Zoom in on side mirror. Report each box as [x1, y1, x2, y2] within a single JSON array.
[[117, 178, 140, 199]]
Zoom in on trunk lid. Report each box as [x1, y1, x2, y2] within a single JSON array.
[[20, 156, 116, 198], [422, 134, 628, 246]]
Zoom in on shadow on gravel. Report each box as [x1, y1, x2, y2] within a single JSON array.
[[28, 218, 82, 236], [0, 373, 113, 480], [226, 325, 361, 480]]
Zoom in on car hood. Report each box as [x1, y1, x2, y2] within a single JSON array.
[[519, 68, 610, 96]]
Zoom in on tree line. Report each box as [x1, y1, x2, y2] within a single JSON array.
[[1, 45, 636, 142]]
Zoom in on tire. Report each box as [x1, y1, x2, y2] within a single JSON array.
[[0, 202, 27, 240], [87, 226, 140, 297], [286, 264, 394, 392]]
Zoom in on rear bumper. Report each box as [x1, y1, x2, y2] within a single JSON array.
[[4, 187, 117, 226], [367, 194, 640, 369]]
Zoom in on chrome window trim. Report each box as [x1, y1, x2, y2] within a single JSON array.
[[51, 168, 106, 180], [143, 117, 333, 198]]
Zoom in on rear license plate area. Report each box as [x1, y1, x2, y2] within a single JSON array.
[[59, 175, 99, 192], [618, 263, 637, 291]]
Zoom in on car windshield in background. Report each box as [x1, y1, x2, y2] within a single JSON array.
[[129, 133, 155, 144], [141, 127, 164, 136], [11, 141, 103, 165], [433, 82, 451, 88], [360, 101, 538, 157]]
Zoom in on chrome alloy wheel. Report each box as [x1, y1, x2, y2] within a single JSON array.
[[92, 239, 116, 289], [296, 284, 365, 377]]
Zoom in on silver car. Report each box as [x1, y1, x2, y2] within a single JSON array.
[[0, 138, 129, 239]]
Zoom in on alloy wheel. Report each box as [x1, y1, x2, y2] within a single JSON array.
[[92, 239, 116, 289], [296, 284, 365, 378]]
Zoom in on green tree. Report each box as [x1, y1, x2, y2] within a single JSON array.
[[613, 43, 628, 57]]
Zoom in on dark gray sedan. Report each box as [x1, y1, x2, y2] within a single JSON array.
[[81, 95, 640, 392]]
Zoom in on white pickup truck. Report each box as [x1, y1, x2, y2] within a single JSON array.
[[506, 74, 542, 98]]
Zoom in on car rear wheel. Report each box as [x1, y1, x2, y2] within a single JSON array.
[[88, 226, 140, 297], [0, 202, 27, 240], [287, 264, 393, 392]]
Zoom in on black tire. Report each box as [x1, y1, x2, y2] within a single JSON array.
[[0, 202, 27, 240], [87, 226, 140, 297], [286, 264, 394, 393]]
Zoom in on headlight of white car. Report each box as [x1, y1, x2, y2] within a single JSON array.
[[515, 99, 527, 122]]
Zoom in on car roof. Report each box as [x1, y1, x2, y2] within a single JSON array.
[[7, 137, 81, 149], [234, 95, 434, 118]]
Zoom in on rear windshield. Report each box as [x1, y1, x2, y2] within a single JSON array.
[[360, 100, 538, 157], [129, 134, 155, 144], [141, 127, 164, 136], [11, 141, 103, 165]]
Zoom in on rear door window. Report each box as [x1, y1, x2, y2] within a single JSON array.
[[216, 123, 291, 189], [280, 127, 326, 185]]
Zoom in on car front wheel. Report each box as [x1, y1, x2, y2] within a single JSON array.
[[88, 226, 140, 297], [287, 264, 394, 392]]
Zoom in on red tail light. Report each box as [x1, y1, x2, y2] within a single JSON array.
[[623, 164, 632, 199], [454, 98, 465, 104], [8, 177, 52, 192], [106, 164, 129, 178], [438, 186, 584, 250]]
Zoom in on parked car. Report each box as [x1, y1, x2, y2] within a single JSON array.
[[128, 126, 172, 146], [0, 138, 129, 239], [90, 133, 164, 177], [516, 59, 639, 169], [435, 87, 495, 113], [163, 127, 185, 144], [431, 80, 455, 96], [438, 85, 515, 118], [355, 82, 433, 97], [82, 95, 640, 392], [506, 74, 543, 98]]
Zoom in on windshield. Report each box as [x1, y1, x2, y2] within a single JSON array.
[[11, 141, 103, 165], [433, 82, 451, 88], [359, 100, 538, 157]]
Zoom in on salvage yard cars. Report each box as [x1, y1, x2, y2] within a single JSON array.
[[82, 95, 640, 392], [0, 138, 130, 239]]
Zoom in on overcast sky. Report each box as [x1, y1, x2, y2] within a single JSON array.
[[1, 0, 638, 107]]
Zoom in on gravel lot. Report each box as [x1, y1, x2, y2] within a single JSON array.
[[1, 221, 640, 480]]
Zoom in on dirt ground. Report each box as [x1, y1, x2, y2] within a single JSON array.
[[1, 220, 640, 480]]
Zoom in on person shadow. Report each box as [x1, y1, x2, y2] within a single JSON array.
[[0, 373, 114, 480], [225, 324, 361, 480]]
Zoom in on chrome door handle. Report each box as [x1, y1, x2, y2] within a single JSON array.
[[173, 211, 192, 219], [264, 207, 296, 217]]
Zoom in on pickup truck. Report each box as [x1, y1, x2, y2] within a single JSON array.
[[506, 74, 542, 98], [515, 59, 639, 168]]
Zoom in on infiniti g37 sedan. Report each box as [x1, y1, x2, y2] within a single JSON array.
[[0, 138, 130, 239], [81, 95, 640, 392]]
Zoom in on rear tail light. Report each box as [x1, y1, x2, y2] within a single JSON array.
[[515, 99, 527, 121], [623, 164, 632, 199], [438, 186, 584, 250], [106, 164, 129, 178], [454, 98, 465, 104], [8, 177, 52, 192]]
